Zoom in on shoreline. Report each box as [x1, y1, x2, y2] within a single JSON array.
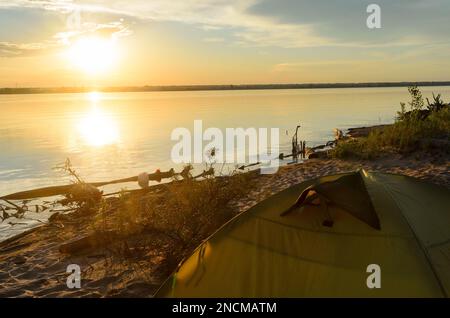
[[1, 154, 449, 297], [0, 124, 389, 208], [2, 81, 450, 95], [0, 122, 449, 297], [0, 121, 445, 244]]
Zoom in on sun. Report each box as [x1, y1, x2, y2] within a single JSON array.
[[67, 37, 118, 75]]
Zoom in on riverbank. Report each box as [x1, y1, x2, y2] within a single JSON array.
[[0, 146, 448, 297], [2, 81, 450, 95]]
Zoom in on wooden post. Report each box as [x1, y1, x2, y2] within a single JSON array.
[[292, 125, 301, 163]]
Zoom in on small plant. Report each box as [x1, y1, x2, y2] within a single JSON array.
[[54, 158, 84, 184], [397, 86, 427, 121], [407, 85, 424, 111], [85, 157, 254, 267], [54, 158, 102, 209], [397, 102, 407, 121], [426, 93, 447, 112], [332, 87, 449, 159]]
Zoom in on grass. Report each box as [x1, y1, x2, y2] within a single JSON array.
[[82, 165, 255, 268], [331, 87, 450, 160], [52, 152, 253, 251], [41, 152, 255, 281]]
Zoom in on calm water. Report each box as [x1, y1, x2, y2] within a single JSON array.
[[1, 86, 449, 239]]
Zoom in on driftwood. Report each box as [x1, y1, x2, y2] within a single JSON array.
[[0, 168, 181, 201], [0, 164, 221, 202], [2, 124, 307, 202], [307, 150, 329, 159], [238, 162, 261, 170]]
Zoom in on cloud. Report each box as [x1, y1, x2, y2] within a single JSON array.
[[1, 0, 449, 50], [0, 41, 56, 57], [0, 2, 132, 57], [273, 60, 359, 72], [203, 37, 225, 43], [249, 0, 450, 46], [0, 19, 131, 57], [116, 0, 330, 47], [54, 20, 132, 45], [0, 0, 329, 48]]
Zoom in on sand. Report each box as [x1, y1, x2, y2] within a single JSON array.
[[0, 154, 449, 297]]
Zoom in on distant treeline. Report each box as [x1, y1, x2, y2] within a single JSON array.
[[1, 81, 450, 95]]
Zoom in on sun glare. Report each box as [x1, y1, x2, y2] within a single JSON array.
[[78, 102, 119, 147], [87, 91, 101, 102], [68, 37, 118, 75]]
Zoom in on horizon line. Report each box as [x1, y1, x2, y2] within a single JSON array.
[[1, 81, 450, 95]]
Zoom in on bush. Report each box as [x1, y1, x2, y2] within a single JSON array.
[[330, 139, 376, 160], [92, 168, 254, 247], [331, 87, 449, 159], [370, 105, 449, 152]]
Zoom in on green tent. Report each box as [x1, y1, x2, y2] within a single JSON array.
[[156, 170, 450, 297]]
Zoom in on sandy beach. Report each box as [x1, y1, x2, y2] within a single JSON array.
[[2, 0, 450, 301], [0, 150, 448, 297]]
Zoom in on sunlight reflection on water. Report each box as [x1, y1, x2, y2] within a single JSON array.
[[77, 105, 120, 147], [1, 86, 450, 197], [1, 86, 450, 241]]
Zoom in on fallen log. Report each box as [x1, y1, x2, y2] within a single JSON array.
[[308, 150, 330, 159], [0, 165, 221, 201], [0, 168, 179, 201]]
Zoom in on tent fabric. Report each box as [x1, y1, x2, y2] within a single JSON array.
[[281, 172, 381, 230], [156, 170, 450, 298]]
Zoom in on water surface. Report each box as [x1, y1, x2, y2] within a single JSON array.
[[1, 86, 449, 240]]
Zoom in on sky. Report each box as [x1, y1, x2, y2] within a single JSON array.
[[0, 0, 450, 87]]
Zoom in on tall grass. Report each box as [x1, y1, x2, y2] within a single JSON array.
[[368, 107, 449, 152], [90, 167, 254, 247], [331, 87, 450, 159]]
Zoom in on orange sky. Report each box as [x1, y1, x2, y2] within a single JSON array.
[[1, 0, 450, 87]]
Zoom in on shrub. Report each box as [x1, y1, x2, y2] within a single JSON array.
[[91, 167, 254, 247], [331, 87, 449, 159]]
